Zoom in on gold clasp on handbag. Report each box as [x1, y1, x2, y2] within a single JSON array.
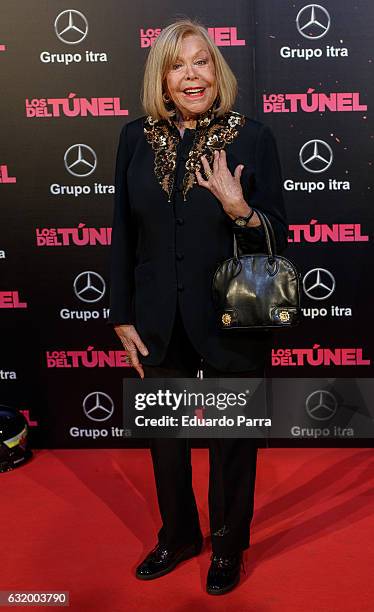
[[279, 310, 290, 322], [221, 313, 232, 326]]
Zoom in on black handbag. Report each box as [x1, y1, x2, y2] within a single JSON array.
[[211, 208, 301, 330]]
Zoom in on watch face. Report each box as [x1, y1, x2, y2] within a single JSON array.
[[235, 218, 246, 227]]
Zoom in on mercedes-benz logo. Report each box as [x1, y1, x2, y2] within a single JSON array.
[[305, 390, 338, 421], [64, 144, 97, 177], [299, 139, 333, 173], [296, 4, 331, 39], [54, 10, 88, 45], [303, 268, 335, 300], [83, 392, 114, 422], [73, 271, 106, 303]]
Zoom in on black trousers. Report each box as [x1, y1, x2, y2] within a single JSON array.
[[141, 303, 263, 555]]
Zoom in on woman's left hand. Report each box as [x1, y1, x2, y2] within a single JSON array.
[[195, 149, 251, 221]]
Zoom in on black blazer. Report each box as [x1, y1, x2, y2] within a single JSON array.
[[108, 111, 288, 372]]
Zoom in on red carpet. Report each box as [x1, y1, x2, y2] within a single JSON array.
[[1, 448, 373, 611]]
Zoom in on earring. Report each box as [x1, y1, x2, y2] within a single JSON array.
[[163, 92, 176, 117]]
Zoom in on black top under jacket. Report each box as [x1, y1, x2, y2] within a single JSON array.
[[107, 110, 288, 371]]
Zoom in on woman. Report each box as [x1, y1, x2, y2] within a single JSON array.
[[108, 19, 287, 595]]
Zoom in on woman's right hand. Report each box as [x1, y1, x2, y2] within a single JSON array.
[[114, 324, 149, 379]]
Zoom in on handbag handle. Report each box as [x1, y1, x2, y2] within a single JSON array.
[[233, 207, 276, 263]]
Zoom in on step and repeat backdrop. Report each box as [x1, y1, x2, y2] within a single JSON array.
[[0, 1, 373, 447]]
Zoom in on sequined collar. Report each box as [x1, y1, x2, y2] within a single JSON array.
[[143, 108, 245, 202]]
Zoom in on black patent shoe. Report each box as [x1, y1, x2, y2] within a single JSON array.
[[135, 538, 203, 580], [206, 551, 244, 595]]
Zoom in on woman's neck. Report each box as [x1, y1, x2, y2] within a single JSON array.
[[174, 109, 197, 135]]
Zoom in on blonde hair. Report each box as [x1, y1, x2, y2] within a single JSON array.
[[141, 19, 238, 120]]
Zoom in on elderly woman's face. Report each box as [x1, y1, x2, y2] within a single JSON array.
[[164, 34, 217, 119]]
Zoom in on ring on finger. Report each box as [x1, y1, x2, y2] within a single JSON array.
[[205, 169, 213, 178]]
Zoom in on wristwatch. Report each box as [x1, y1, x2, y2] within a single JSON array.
[[233, 208, 255, 227]]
